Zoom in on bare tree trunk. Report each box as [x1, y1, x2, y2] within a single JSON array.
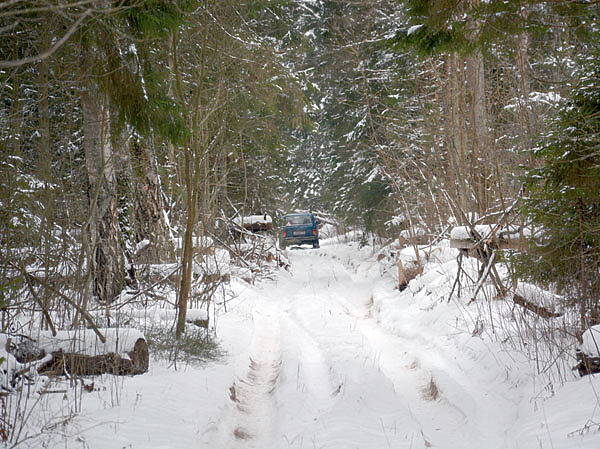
[[173, 28, 206, 340], [82, 86, 124, 304], [176, 139, 199, 339], [446, 53, 469, 217], [465, 0, 490, 216], [130, 137, 175, 263], [466, 49, 489, 216], [516, 8, 536, 149], [37, 37, 54, 329]]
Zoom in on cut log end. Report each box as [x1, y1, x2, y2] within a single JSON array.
[[129, 338, 149, 374]]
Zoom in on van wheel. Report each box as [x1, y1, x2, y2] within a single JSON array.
[[312, 240, 320, 249]]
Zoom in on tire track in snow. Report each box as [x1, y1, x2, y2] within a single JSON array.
[[323, 249, 520, 449], [275, 251, 423, 448], [278, 307, 337, 407], [225, 301, 282, 448]]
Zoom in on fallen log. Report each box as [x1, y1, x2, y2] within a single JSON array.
[[574, 325, 600, 377], [38, 338, 148, 376], [14, 328, 149, 377], [512, 293, 562, 319], [233, 214, 273, 233]]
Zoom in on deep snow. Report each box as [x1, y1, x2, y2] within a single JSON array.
[[20, 235, 600, 448]]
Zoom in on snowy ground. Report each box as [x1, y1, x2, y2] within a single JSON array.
[[25, 236, 600, 448]]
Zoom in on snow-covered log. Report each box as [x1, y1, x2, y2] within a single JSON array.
[[575, 326, 600, 377], [14, 328, 148, 377], [450, 224, 528, 251], [233, 214, 273, 233], [128, 307, 208, 327]]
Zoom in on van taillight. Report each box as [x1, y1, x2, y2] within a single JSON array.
[[312, 229, 316, 236], [283, 230, 287, 237]]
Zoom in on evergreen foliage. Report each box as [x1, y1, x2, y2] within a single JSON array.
[[519, 42, 600, 326], [1, 0, 600, 340], [285, 0, 401, 230]]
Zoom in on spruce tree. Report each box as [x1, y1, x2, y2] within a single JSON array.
[[520, 41, 600, 329]]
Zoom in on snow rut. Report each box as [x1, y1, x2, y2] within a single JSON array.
[[228, 303, 282, 448]]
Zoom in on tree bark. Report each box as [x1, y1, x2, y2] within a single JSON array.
[[446, 53, 469, 216], [82, 85, 125, 304], [465, 0, 491, 216], [36, 338, 149, 376], [466, 48, 490, 215], [130, 137, 175, 263]]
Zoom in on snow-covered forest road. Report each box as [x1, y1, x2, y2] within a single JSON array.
[[209, 240, 519, 449], [38, 237, 600, 449]]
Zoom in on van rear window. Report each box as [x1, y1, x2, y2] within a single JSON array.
[[285, 215, 312, 225]]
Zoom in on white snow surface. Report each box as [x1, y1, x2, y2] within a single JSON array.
[[450, 224, 528, 241], [174, 235, 214, 249], [134, 238, 151, 254], [34, 327, 144, 355], [581, 326, 600, 358], [23, 237, 600, 449], [407, 24, 423, 35], [450, 224, 498, 240], [195, 248, 231, 276], [234, 214, 273, 226], [128, 307, 208, 323]]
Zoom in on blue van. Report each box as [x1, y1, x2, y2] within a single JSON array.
[[280, 213, 320, 249]]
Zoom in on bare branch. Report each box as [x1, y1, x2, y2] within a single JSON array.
[[0, 8, 92, 68], [0, 0, 94, 18]]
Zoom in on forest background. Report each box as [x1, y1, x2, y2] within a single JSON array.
[[1, 0, 599, 402]]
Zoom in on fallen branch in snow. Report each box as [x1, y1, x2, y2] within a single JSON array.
[[512, 293, 562, 320], [232, 214, 273, 233], [115, 263, 181, 310], [397, 260, 422, 291]]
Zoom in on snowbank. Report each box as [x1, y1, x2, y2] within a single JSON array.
[[34, 328, 145, 356], [581, 325, 600, 357], [516, 282, 563, 312]]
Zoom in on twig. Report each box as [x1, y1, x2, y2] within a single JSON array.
[[469, 251, 496, 304], [113, 264, 181, 310], [448, 252, 463, 302], [15, 264, 106, 343], [21, 263, 57, 337], [0, 9, 93, 68]]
